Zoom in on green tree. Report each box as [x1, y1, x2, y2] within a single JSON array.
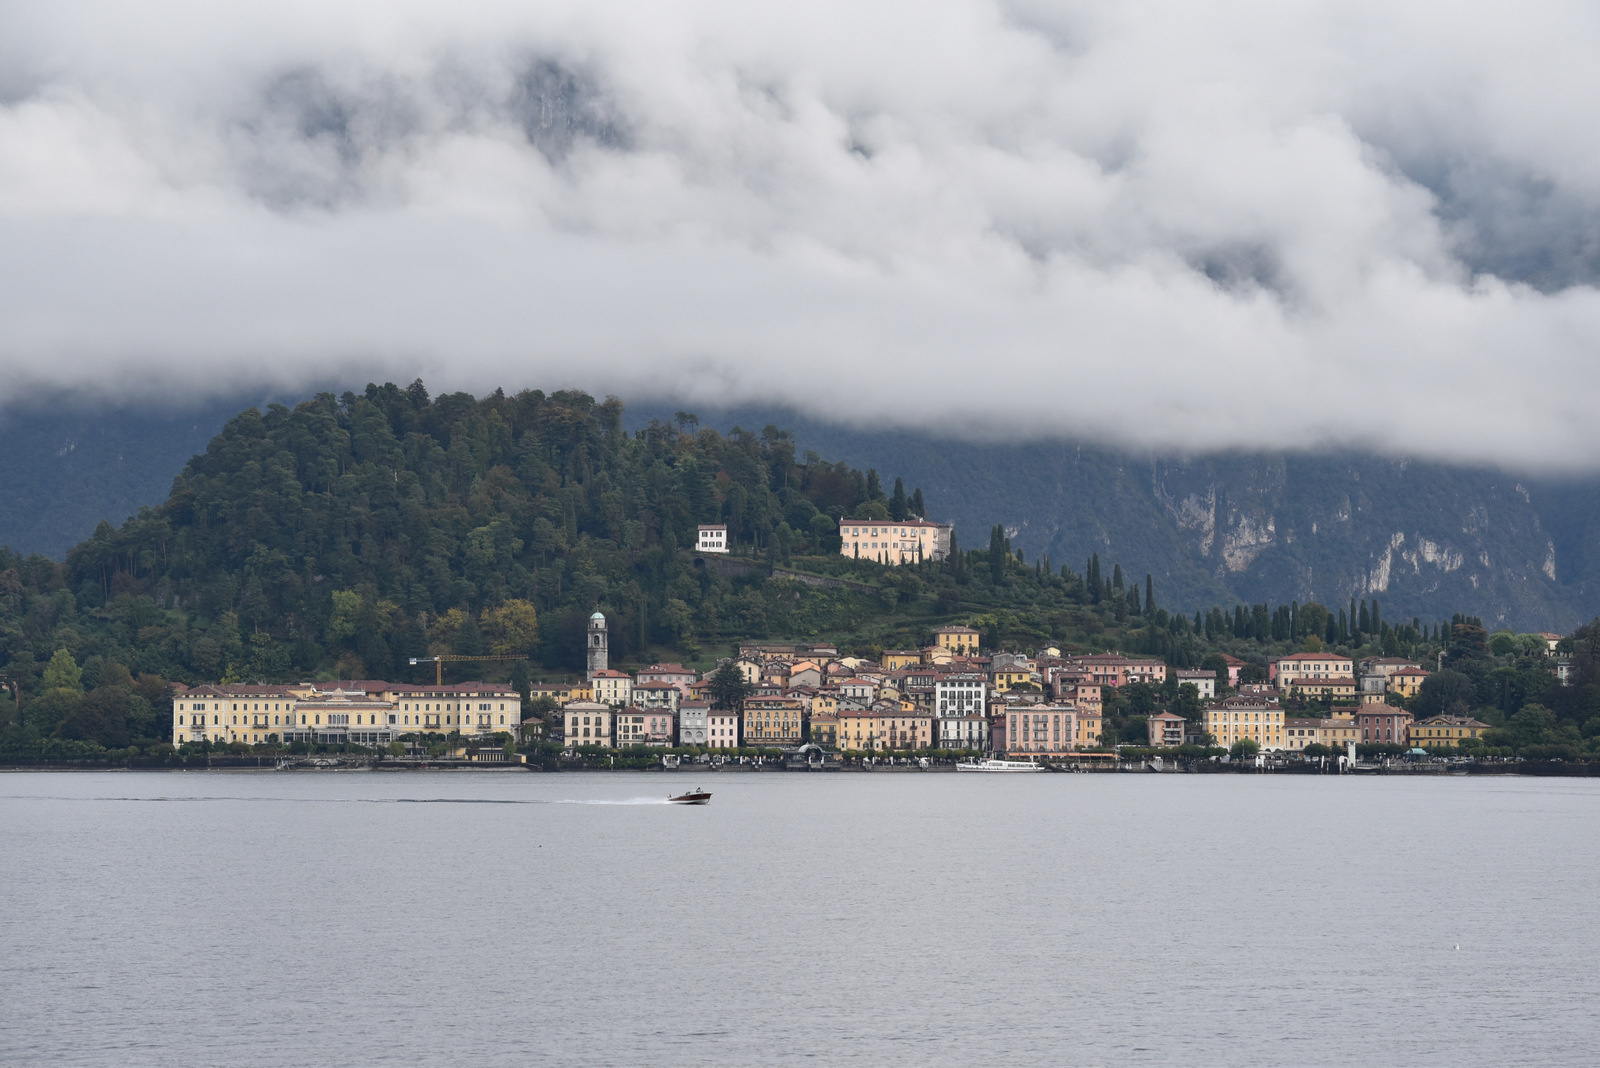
[[708, 662, 750, 712], [481, 599, 540, 655], [1230, 737, 1261, 759], [41, 649, 83, 694], [326, 590, 362, 646], [1414, 669, 1477, 718], [58, 686, 130, 748]]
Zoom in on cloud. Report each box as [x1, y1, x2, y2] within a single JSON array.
[[2, 0, 1599, 467]]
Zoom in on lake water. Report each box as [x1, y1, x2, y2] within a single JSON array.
[[2, 770, 1597, 1066]]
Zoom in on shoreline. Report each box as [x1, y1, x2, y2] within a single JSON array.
[[4, 760, 1599, 777]]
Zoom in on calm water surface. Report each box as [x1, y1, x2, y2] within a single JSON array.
[[1, 770, 1596, 1066]]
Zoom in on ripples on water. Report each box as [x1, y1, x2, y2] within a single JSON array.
[[2, 771, 1597, 1066]]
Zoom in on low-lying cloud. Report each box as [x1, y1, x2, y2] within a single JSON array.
[[3, 0, 1600, 467]]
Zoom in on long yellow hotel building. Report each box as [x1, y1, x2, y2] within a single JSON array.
[[1409, 715, 1492, 748], [173, 681, 522, 746], [1203, 694, 1286, 751], [838, 519, 953, 565]]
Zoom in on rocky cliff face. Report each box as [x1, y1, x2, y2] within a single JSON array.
[[1138, 453, 1573, 629]]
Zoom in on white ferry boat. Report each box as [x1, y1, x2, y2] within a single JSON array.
[[955, 758, 1045, 773]]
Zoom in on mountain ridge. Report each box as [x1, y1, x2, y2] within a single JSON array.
[[1, 391, 1596, 629]]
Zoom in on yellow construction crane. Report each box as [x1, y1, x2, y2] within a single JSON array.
[[408, 654, 529, 685]]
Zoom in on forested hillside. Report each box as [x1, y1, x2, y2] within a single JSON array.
[[2, 383, 1597, 761], [9, 392, 1600, 631]]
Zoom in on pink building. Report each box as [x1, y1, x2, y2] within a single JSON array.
[[615, 707, 676, 747], [1001, 705, 1077, 756], [1356, 703, 1412, 745], [636, 663, 697, 696], [1063, 654, 1167, 688], [707, 710, 741, 749]]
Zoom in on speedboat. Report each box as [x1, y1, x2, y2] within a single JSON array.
[[954, 759, 1044, 772], [668, 789, 712, 805]]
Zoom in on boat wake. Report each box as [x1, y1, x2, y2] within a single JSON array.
[[5, 795, 676, 806]]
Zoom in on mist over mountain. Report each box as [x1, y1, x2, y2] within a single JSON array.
[[4, 390, 1596, 632], [0, 392, 315, 560], [9, 2, 1600, 466]]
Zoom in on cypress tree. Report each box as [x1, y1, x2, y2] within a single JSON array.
[[1112, 563, 1124, 592], [1358, 601, 1370, 634], [1145, 574, 1154, 615], [866, 469, 884, 501], [910, 487, 926, 518], [889, 477, 908, 521]]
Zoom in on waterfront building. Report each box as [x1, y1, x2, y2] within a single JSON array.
[[679, 700, 710, 746], [1074, 708, 1103, 748], [1410, 715, 1492, 748], [172, 685, 295, 745], [707, 709, 741, 749], [173, 681, 522, 746], [1203, 693, 1285, 751], [1001, 704, 1077, 756], [936, 714, 988, 751], [1356, 703, 1413, 745], [615, 707, 675, 747], [808, 712, 839, 748], [1283, 715, 1360, 753], [743, 696, 805, 746], [835, 707, 933, 751], [1146, 710, 1187, 748], [387, 684, 521, 738], [563, 701, 613, 748]]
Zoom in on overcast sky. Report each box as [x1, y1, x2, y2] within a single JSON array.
[[3, 0, 1599, 467]]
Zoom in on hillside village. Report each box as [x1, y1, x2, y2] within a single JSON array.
[[168, 606, 1560, 762]]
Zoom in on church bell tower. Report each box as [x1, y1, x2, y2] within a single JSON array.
[[587, 610, 608, 678]]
